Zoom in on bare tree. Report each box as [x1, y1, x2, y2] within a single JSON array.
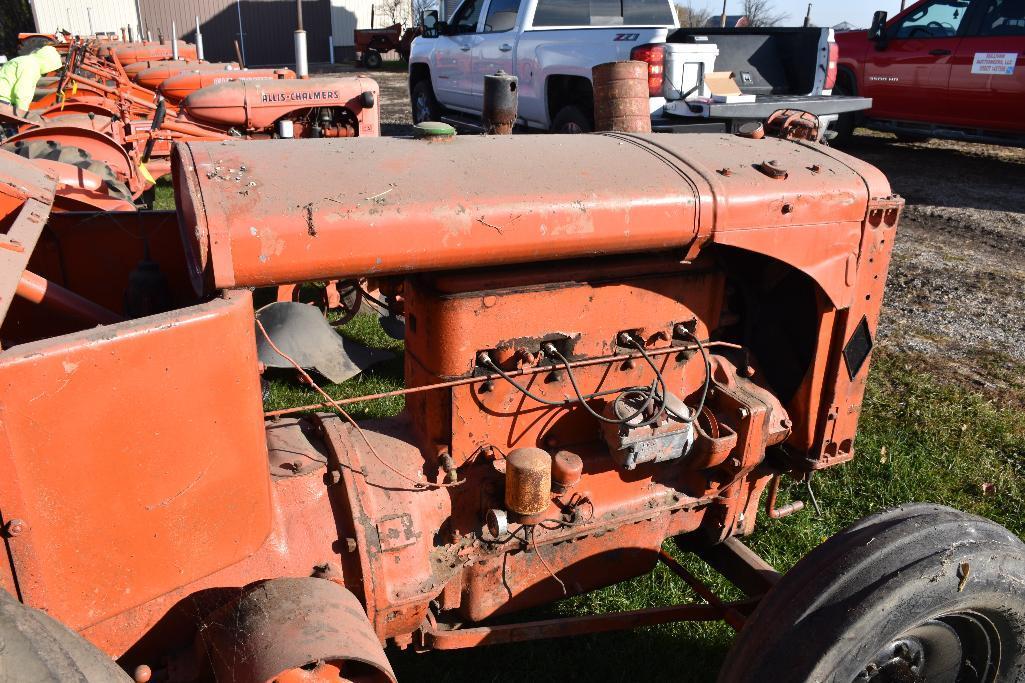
[[743, 0, 788, 26], [379, 0, 410, 25], [412, 0, 438, 24], [676, 2, 714, 27]]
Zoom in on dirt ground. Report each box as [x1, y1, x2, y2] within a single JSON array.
[[843, 133, 1025, 400], [340, 66, 1025, 400]]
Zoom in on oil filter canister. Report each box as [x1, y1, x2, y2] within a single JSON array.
[[505, 448, 552, 520]]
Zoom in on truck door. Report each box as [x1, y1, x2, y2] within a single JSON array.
[[435, 0, 487, 109], [471, 0, 524, 108], [949, 0, 1025, 130], [865, 0, 971, 122]]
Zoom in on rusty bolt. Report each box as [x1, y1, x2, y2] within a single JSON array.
[[4, 519, 26, 537], [345, 537, 358, 553], [756, 160, 788, 180], [133, 665, 153, 683]]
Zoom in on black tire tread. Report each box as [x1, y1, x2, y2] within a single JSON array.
[[719, 504, 1025, 683]]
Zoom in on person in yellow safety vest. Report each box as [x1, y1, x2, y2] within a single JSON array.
[[0, 45, 63, 119]]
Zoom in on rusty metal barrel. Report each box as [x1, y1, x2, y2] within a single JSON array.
[[482, 70, 518, 135], [592, 61, 652, 134]]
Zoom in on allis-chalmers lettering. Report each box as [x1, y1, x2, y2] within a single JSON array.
[[260, 90, 340, 103]]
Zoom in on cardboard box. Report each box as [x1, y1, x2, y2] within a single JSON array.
[[704, 71, 756, 104]]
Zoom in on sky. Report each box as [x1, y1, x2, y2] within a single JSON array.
[[681, 1, 908, 28]]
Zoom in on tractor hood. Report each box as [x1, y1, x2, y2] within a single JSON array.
[[173, 133, 895, 309]]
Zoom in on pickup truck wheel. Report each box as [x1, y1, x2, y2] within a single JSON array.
[[551, 105, 593, 134], [411, 79, 442, 124], [717, 504, 1025, 683]]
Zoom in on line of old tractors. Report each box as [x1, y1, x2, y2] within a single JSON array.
[[1, 35, 379, 212]]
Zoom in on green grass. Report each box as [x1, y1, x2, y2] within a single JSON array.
[[264, 313, 406, 419], [266, 315, 1025, 681], [152, 177, 175, 211]]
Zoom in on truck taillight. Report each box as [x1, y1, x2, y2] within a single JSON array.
[[630, 44, 665, 97], [825, 42, 839, 91]]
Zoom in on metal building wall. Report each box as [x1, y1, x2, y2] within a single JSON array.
[[30, 0, 140, 36], [137, 0, 332, 66]]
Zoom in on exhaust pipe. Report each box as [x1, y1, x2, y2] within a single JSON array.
[[196, 16, 205, 60], [294, 0, 308, 78], [171, 22, 179, 59]]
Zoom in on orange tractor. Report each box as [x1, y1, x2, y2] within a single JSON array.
[[1, 123, 1022, 682], [1, 38, 379, 211]]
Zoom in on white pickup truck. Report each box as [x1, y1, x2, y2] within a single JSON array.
[[408, 0, 871, 134]]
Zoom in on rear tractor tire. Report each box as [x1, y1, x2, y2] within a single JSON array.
[[718, 504, 1025, 683], [0, 589, 131, 681], [363, 49, 383, 69], [3, 139, 134, 204]]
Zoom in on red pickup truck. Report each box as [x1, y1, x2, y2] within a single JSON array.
[[835, 0, 1025, 145]]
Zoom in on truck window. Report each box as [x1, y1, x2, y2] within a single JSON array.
[[451, 0, 486, 33], [892, 0, 971, 38], [483, 0, 522, 32], [533, 0, 674, 27], [978, 0, 1025, 35]]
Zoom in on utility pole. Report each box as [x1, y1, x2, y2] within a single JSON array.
[[720, 0, 728, 27], [803, 3, 812, 27]]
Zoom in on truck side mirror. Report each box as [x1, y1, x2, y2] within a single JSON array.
[[868, 11, 888, 49], [422, 10, 440, 38]]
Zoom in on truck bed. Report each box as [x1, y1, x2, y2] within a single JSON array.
[[668, 27, 827, 96]]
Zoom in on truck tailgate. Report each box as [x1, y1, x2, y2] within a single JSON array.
[[704, 95, 871, 119]]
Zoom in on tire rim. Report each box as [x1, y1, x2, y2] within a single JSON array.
[[414, 92, 431, 123], [853, 611, 1001, 683]]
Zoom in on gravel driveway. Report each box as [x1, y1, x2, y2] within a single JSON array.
[[329, 66, 1025, 398], [847, 133, 1025, 399]]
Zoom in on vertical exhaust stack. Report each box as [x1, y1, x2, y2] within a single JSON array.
[[482, 71, 518, 135], [195, 16, 205, 60], [171, 22, 179, 60], [294, 0, 309, 79]]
